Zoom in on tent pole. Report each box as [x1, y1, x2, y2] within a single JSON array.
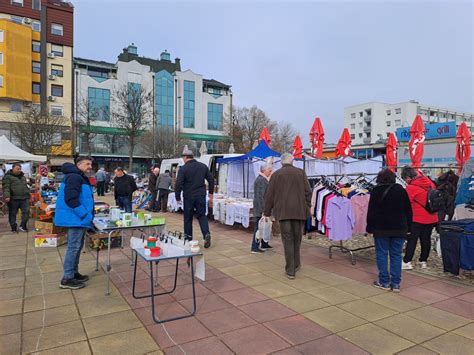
[[242, 161, 245, 198], [247, 159, 250, 198]]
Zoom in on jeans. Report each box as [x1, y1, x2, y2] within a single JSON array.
[[96, 181, 105, 196], [183, 195, 209, 239], [117, 196, 132, 213], [8, 198, 29, 231], [63, 228, 87, 280], [158, 190, 169, 212], [404, 223, 436, 263], [374, 236, 405, 287], [280, 220, 304, 276]]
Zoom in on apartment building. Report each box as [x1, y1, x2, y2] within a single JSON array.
[[344, 101, 474, 145], [0, 0, 74, 161]]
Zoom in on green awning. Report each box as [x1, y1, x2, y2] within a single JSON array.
[[79, 126, 128, 135], [179, 133, 230, 142]]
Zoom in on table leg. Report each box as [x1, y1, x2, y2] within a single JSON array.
[[95, 246, 100, 272], [106, 230, 113, 296], [190, 256, 197, 316]]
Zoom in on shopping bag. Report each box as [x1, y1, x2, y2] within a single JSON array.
[[258, 216, 273, 242]]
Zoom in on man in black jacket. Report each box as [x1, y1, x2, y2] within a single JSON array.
[[147, 167, 160, 212], [175, 148, 214, 248], [113, 167, 137, 213]]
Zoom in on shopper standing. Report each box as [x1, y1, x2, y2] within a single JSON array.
[[251, 163, 273, 253], [156, 169, 172, 212], [175, 148, 214, 248], [264, 153, 312, 279], [401, 167, 439, 269], [367, 169, 412, 292], [95, 167, 106, 196], [2, 163, 30, 232], [147, 167, 160, 212], [55, 157, 94, 289], [113, 167, 137, 213]]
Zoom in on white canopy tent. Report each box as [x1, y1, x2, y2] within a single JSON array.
[[0, 135, 47, 162]]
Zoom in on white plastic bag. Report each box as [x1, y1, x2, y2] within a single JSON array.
[[257, 216, 273, 242]]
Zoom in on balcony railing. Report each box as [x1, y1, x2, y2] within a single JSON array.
[[364, 115, 372, 122], [363, 126, 372, 133], [363, 138, 372, 144]]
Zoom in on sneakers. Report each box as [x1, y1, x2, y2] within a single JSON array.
[[286, 274, 296, 280], [261, 244, 273, 249], [251, 249, 265, 254], [18, 226, 28, 232], [391, 284, 401, 293], [420, 262, 428, 269], [402, 261, 413, 270], [204, 233, 211, 249], [74, 273, 89, 282], [373, 281, 391, 291], [59, 278, 86, 290]]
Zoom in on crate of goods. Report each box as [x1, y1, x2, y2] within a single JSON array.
[[88, 232, 122, 250], [34, 233, 67, 248], [35, 221, 66, 235]]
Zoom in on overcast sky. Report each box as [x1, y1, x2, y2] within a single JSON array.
[[74, 0, 473, 144]]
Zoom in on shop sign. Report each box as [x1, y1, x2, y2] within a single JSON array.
[[396, 121, 456, 142]]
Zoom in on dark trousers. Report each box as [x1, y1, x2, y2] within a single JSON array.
[[183, 195, 209, 239], [280, 220, 304, 276], [158, 189, 169, 212], [251, 216, 270, 251], [105, 182, 110, 193], [8, 198, 29, 231], [404, 222, 436, 263], [96, 181, 105, 196], [117, 196, 133, 213], [148, 190, 158, 211]]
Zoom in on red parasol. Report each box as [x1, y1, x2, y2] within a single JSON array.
[[386, 132, 398, 172], [456, 122, 471, 172], [408, 115, 425, 170], [309, 117, 325, 158], [259, 127, 271, 146], [335, 128, 352, 158], [292, 135, 303, 159]]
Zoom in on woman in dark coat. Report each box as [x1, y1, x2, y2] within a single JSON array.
[[367, 169, 413, 292]]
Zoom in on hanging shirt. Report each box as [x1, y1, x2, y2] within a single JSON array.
[[325, 196, 355, 241], [351, 194, 370, 234]]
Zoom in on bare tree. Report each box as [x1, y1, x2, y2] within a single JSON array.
[[111, 83, 153, 171], [75, 95, 99, 158], [272, 122, 299, 153], [141, 127, 191, 160], [11, 107, 67, 156]]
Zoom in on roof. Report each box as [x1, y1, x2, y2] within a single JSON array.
[[203, 79, 231, 90], [218, 140, 280, 164], [0, 135, 46, 162], [117, 51, 181, 73], [74, 57, 117, 70]]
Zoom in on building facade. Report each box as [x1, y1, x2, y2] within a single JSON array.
[[74, 44, 232, 171], [344, 101, 474, 145], [0, 0, 74, 162]]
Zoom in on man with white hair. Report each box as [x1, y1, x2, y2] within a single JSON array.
[[264, 153, 312, 279], [147, 166, 160, 212], [251, 163, 273, 253]]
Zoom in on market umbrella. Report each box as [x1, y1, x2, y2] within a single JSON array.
[[309, 117, 325, 158], [292, 135, 303, 159], [259, 127, 271, 146], [456, 122, 471, 172], [199, 141, 207, 156], [335, 128, 352, 158], [386, 132, 398, 172], [409, 115, 426, 170]]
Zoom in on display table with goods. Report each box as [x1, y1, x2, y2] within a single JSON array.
[[93, 209, 166, 295], [131, 233, 204, 324]]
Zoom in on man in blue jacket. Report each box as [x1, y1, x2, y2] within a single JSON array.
[[55, 157, 94, 290], [175, 148, 214, 248]]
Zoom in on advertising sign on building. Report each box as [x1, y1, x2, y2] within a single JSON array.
[[396, 121, 457, 142]]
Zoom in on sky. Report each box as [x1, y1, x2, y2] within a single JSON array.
[[74, 0, 473, 144]]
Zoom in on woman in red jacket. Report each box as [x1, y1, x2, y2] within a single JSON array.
[[401, 167, 439, 270]]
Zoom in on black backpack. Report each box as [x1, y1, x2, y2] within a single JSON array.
[[423, 187, 446, 213]]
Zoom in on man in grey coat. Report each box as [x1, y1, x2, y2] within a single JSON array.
[[251, 163, 273, 253], [156, 170, 172, 212]]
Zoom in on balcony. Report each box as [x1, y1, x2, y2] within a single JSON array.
[[364, 115, 372, 122], [363, 138, 372, 144], [363, 126, 372, 133]]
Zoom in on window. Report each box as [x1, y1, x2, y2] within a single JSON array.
[[395, 120, 401, 127], [88, 87, 110, 121], [350, 134, 355, 140], [155, 70, 174, 128], [51, 105, 63, 116], [386, 109, 391, 116], [51, 64, 63, 77], [0, 53, 3, 65], [350, 113, 356, 119], [359, 133, 363, 138], [208, 103, 223, 131], [87, 68, 109, 80], [0, 75, 4, 87], [32, 21, 40, 32], [32, 41, 40, 53], [51, 85, 63, 97], [52, 133, 62, 145], [11, 0, 23, 6], [359, 122, 363, 128], [51, 44, 63, 57], [350, 124, 355, 129], [359, 112, 363, 117], [11, 16, 22, 24], [395, 108, 401, 114], [32, 61, 40, 73], [11, 102, 22, 112], [0, 30, 4, 42], [32, 0, 40, 10], [51, 23, 63, 36], [32, 82, 40, 94], [183, 80, 195, 128], [386, 121, 391, 127]]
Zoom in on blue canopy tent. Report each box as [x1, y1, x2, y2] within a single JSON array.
[[218, 141, 281, 198]]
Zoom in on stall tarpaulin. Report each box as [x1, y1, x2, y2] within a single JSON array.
[[0, 135, 47, 162], [409, 115, 426, 170], [386, 133, 398, 172], [335, 128, 352, 158], [292, 135, 303, 159], [310, 117, 324, 158], [456, 122, 471, 172]]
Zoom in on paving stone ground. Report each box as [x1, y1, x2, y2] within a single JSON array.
[[1, 193, 473, 354]]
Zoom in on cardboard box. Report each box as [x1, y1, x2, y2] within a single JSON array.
[[34, 233, 67, 248], [34, 221, 65, 235], [88, 232, 122, 250]]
